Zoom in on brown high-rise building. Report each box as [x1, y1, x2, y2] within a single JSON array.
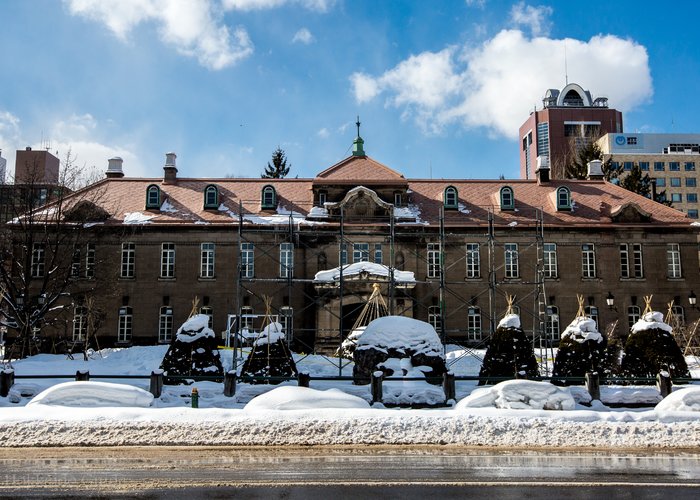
[[14, 147, 60, 185], [518, 83, 623, 179]]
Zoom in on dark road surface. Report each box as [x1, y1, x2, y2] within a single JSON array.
[[0, 446, 698, 498]]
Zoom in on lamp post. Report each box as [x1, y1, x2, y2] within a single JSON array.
[[690, 291, 697, 309], [606, 292, 616, 311]]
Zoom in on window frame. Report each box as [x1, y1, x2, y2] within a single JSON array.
[[72, 305, 87, 342], [500, 186, 515, 210], [543, 243, 558, 278], [627, 305, 641, 329], [466, 243, 480, 279], [158, 306, 173, 343], [667, 243, 682, 278], [200, 242, 215, 279], [160, 242, 176, 279], [204, 184, 219, 209], [85, 242, 95, 279], [467, 306, 482, 341], [146, 184, 161, 209], [581, 243, 596, 278], [428, 305, 442, 335], [504, 243, 519, 279], [427, 243, 441, 279], [261, 185, 276, 209], [545, 305, 560, 341], [444, 186, 458, 209], [117, 306, 133, 343], [279, 242, 294, 278], [121, 242, 135, 279], [556, 186, 571, 211], [241, 242, 255, 278], [31, 242, 45, 278]]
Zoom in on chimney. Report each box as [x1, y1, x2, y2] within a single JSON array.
[[163, 152, 177, 184], [535, 155, 550, 184], [587, 159, 604, 180], [106, 156, 124, 179]]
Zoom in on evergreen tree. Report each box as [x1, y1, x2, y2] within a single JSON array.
[[261, 147, 290, 179], [565, 141, 621, 181], [619, 163, 652, 197]]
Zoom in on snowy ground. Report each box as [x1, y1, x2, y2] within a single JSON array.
[[0, 346, 699, 448]]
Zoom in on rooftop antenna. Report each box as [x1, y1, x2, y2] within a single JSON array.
[[564, 40, 569, 86], [356, 115, 361, 138]]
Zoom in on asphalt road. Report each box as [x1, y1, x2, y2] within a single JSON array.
[[0, 446, 698, 498]]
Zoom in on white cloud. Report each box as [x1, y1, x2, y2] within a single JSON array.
[[65, 0, 253, 70], [223, 0, 334, 12], [0, 111, 21, 146], [509, 2, 553, 37], [292, 28, 314, 45], [465, 0, 486, 7], [350, 30, 652, 139], [317, 127, 329, 138]]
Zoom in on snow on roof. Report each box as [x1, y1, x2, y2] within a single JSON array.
[[176, 314, 215, 343], [455, 380, 575, 411], [561, 316, 603, 343], [314, 262, 415, 283], [655, 386, 700, 412], [123, 212, 155, 224], [631, 311, 673, 334], [394, 204, 429, 225], [27, 381, 154, 408], [497, 314, 520, 330], [244, 386, 370, 410], [357, 316, 443, 357]]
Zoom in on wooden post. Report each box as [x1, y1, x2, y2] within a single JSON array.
[[0, 369, 14, 398], [149, 369, 164, 398], [585, 371, 600, 401], [371, 371, 383, 405], [443, 371, 456, 402], [298, 372, 310, 388], [75, 370, 89, 381], [224, 370, 237, 397], [657, 370, 672, 398]]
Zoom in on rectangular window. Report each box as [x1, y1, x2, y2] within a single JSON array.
[[374, 243, 383, 264], [158, 307, 173, 343], [623, 161, 633, 171], [279, 242, 293, 278], [620, 243, 629, 278], [428, 305, 442, 334], [318, 191, 327, 207], [121, 242, 135, 279], [72, 305, 87, 342], [85, 243, 95, 278], [585, 306, 599, 330], [671, 177, 681, 187], [686, 162, 696, 171], [240, 306, 254, 331], [654, 162, 665, 171], [687, 193, 698, 203], [467, 307, 481, 341], [688, 209, 699, 219], [536, 122, 549, 156], [280, 306, 293, 343], [628, 306, 641, 329], [241, 242, 254, 278], [543, 243, 557, 278], [466, 243, 480, 278], [200, 306, 213, 329], [427, 243, 441, 279], [656, 178, 666, 187], [31, 243, 45, 278], [672, 193, 682, 203], [582, 244, 596, 278], [669, 162, 681, 171], [632, 243, 643, 278], [118, 307, 133, 342], [545, 306, 560, 341], [686, 178, 697, 187], [353, 243, 369, 263], [504, 243, 519, 278], [160, 243, 175, 278], [71, 247, 81, 279], [200, 243, 215, 278], [667, 243, 682, 278], [639, 161, 649, 171]]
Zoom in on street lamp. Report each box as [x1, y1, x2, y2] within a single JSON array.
[[606, 292, 615, 310], [690, 291, 697, 309]]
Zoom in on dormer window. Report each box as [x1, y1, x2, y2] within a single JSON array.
[[394, 191, 402, 207], [204, 185, 219, 209], [556, 186, 572, 211], [444, 186, 458, 209], [318, 190, 327, 207], [500, 186, 514, 210], [146, 184, 161, 209], [261, 185, 276, 209]]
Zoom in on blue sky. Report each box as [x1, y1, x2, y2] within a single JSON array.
[[1, 0, 699, 182]]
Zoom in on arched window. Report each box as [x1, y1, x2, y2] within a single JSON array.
[[146, 184, 161, 209], [556, 186, 571, 210], [204, 185, 219, 209], [500, 186, 514, 210], [444, 186, 458, 209], [261, 185, 276, 209]]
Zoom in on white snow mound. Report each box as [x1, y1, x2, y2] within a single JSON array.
[[498, 314, 520, 329], [244, 386, 370, 410], [561, 316, 603, 343], [254, 322, 285, 346], [631, 311, 673, 334], [27, 381, 154, 408], [455, 380, 575, 411], [357, 316, 443, 357], [176, 314, 215, 343], [655, 387, 700, 412]]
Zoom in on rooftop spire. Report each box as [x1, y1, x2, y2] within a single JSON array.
[[352, 115, 365, 157]]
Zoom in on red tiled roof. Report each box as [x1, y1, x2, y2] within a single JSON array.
[[314, 155, 407, 185]]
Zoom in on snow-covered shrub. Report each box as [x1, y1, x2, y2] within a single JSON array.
[[240, 322, 298, 384], [244, 386, 370, 410], [160, 314, 224, 383], [478, 314, 538, 385], [27, 381, 154, 408], [551, 316, 607, 385], [456, 380, 575, 410]]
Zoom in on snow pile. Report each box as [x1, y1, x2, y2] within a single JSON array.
[[176, 314, 214, 343], [254, 322, 285, 346], [655, 387, 700, 412], [244, 386, 370, 410], [27, 382, 154, 408], [631, 311, 673, 334], [497, 314, 520, 329], [314, 262, 415, 283], [339, 326, 365, 358], [357, 316, 443, 357], [561, 317, 603, 343], [307, 206, 328, 218], [456, 380, 575, 411], [160, 200, 178, 213], [394, 204, 428, 225], [218, 203, 237, 218], [457, 203, 471, 214], [123, 212, 155, 224]]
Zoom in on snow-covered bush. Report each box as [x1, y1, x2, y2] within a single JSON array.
[[27, 381, 154, 407], [552, 316, 606, 385], [456, 380, 575, 410], [160, 314, 224, 383], [244, 386, 370, 410], [478, 314, 538, 385], [240, 322, 298, 384]]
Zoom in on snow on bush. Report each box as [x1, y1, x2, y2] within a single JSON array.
[[27, 381, 154, 408], [356, 316, 443, 356], [244, 386, 370, 410], [176, 314, 214, 343], [253, 322, 285, 346], [561, 317, 603, 343], [497, 314, 520, 329], [552, 316, 607, 385], [655, 387, 700, 412], [631, 311, 673, 334], [455, 380, 575, 411]]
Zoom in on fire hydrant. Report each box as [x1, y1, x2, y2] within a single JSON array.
[[191, 387, 199, 408]]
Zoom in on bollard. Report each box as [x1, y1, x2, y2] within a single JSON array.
[[224, 371, 237, 397], [443, 371, 456, 402], [0, 369, 15, 398], [191, 387, 199, 408], [149, 369, 164, 398], [657, 370, 672, 398], [585, 371, 600, 402], [298, 372, 310, 388], [75, 370, 90, 381], [370, 371, 383, 405]]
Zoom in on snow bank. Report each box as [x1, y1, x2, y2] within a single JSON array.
[[244, 386, 370, 410], [456, 380, 575, 411], [314, 262, 415, 283], [357, 316, 442, 357], [655, 387, 700, 412], [631, 311, 673, 334], [561, 317, 603, 343], [27, 382, 154, 408], [253, 322, 285, 346], [176, 314, 215, 343], [497, 314, 520, 329]]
